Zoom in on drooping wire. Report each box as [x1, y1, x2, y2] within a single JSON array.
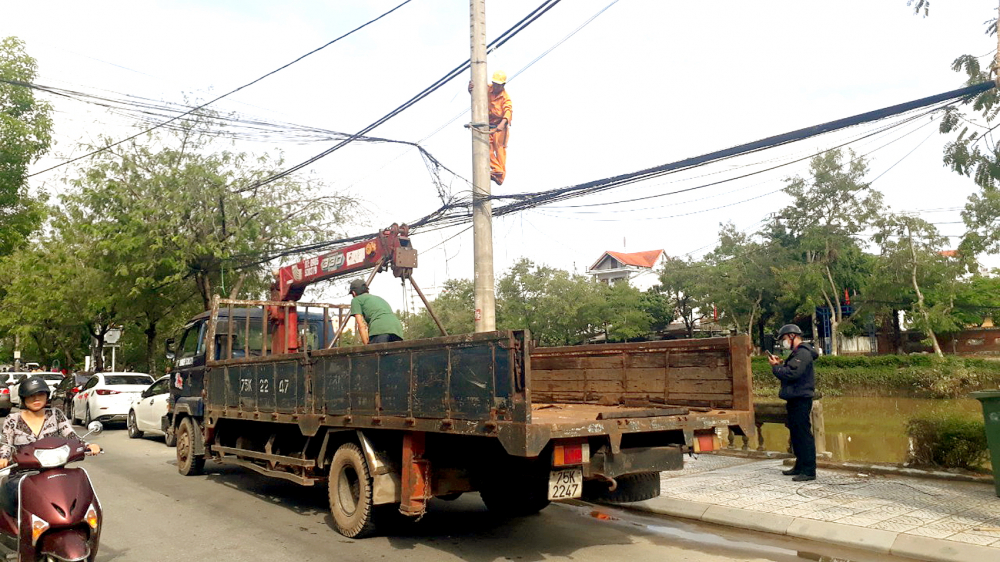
[[26, 0, 419, 178], [249, 0, 565, 188]]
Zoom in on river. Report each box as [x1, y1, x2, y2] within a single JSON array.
[[757, 396, 985, 464]]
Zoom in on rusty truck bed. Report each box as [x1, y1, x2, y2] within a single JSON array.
[[202, 324, 754, 458]]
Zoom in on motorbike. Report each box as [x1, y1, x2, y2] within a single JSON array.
[[0, 421, 104, 562]]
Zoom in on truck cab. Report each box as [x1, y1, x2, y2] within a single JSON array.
[[164, 308, 336, 437]]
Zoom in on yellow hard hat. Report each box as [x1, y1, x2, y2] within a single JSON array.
[[491, 70, 507, 84]]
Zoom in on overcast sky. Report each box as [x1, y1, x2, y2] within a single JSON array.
[[4, 0, 998, 314]]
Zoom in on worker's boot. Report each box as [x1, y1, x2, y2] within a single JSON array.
[[781, 468, 800, 476]]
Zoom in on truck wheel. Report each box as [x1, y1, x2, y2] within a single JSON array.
[[480, 480, 550, 517], [328, 443, 379, 538], [176, 417, 205, 476], [164, 425, 177, 447], [127, 411, 143, 439], [584, 472, 661, 503]]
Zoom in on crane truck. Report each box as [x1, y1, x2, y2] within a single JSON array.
[[165, 224, 756, 538]]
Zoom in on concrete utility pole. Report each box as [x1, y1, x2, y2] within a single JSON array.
[[470, 0, 496, 332]]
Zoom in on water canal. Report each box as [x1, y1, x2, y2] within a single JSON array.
[[757, 395, 984, 464]]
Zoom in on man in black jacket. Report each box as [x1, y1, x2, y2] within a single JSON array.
[[768, 324, 819, 481]]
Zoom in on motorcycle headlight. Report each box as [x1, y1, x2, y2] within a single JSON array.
[[30, 514, 49, 545], [33, 445, 70, 468]]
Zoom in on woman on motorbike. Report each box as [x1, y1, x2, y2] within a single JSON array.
[[0, 376, 101, 514]]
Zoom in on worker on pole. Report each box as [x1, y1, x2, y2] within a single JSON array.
[[469, 71, 513, 185]]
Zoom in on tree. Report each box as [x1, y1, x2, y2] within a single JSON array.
[[0, 37, 51, 256], [600, 281, 653, 342], [56, 115, 356, 370], [657, 258, 707, 338], [66, 115, 356, 312], [401, 278, 475, 339], [0, 235, 113, 370], [496, 259, 603, 346], [704, 223, 784, 344], [872, 214, 967, 357], [777, 149, 882, 355]]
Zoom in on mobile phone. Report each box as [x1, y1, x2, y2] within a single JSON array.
[[766, 351, 778, 359]]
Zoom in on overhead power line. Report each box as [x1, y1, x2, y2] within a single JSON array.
[[231, 80, 997, 271], [27, 0, 418, 178], [251, 0, 565, 188]]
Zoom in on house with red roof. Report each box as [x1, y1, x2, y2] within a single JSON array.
[[587, 249, 666, 291]]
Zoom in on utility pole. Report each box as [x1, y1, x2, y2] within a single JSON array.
[[470, 0, 496, 332]]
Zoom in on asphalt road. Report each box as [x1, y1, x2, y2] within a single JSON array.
[[72, 424, 911, 562]]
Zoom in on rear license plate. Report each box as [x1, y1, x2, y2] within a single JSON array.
[[547, 468, 583, 500]]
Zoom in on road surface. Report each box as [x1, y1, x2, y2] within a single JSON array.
[[77, 425, 913, 562]]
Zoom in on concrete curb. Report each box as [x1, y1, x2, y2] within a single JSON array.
[[623, 497, 999, 562]]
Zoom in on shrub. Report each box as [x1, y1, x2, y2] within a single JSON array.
[[905, 415, 989, 471]]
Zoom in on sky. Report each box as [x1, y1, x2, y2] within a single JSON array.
[[3, 0, 999, 316]]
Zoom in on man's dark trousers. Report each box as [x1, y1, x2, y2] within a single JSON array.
[[786, 397, 816, 475]]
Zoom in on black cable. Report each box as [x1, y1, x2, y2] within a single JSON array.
[[250, 0, 564, 188], [27, 0, 418, 178], [225, 80, 995, 271]]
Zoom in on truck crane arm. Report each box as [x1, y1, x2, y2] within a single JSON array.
[[269, 224, 417, 353]]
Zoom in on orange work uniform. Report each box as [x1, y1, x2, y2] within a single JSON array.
[[488, 86, 513, 185]]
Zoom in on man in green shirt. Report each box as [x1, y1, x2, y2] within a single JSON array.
[[348, 279, 405, 344]]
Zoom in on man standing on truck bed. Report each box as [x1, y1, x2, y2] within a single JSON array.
[[768, 324, 818, 482], [348, 279, 404, 344]]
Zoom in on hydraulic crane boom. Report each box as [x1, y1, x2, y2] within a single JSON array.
[[269, 224, 417, 353]]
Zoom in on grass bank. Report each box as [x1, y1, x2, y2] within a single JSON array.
[[751, 355, 1000, 398]]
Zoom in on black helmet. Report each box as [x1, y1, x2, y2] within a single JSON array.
[[777, 324, 803, 338], [18, 375, 50, 400]]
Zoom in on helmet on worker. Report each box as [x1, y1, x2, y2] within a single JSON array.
[[491, 70, 507, 85], [777, 324, 803, 338]]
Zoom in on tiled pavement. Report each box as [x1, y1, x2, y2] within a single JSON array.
[[656, 455, 1000, 550]]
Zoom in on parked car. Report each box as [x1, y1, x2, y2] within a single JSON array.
[[52, 372, 94, 418], [127, 376, 174, 445], [10, 372, 64, 405], [72, 372, 154, 425], [0, 384, 10, 417]]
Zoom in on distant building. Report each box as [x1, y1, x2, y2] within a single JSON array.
[[587, 250, 665, 292]]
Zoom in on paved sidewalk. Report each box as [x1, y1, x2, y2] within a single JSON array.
[[625, 455, 1000, 562]]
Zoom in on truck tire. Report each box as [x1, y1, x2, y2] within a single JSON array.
[[328, 443, 379, 538], [127, 411, 143, 439], [480, 480, 550, 517], [584, 472, 661, 503], [176, 417, 205, 476]]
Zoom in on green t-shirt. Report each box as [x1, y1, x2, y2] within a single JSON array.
[[349, 293, 404, 339]]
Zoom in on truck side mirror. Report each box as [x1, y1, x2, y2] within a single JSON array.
[[165, 338, 176, 361]]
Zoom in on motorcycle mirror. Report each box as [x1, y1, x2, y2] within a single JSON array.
[[86, 421, 103, 437]]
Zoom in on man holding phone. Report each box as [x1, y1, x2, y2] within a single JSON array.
[[768, 324, 819, 481]]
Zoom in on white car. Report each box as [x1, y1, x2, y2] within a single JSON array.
[[72, 373, 154, 425], [9, 372, 63, 405], [127, 376, 173, 444]]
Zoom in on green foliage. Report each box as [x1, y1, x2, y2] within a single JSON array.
[[601, 281, 653, 342], [906, 415, 988, 470], [0, 37, 51, 256], [656, 257, 707, 338], [401, 278, 474, 339], [751, 354, 1000, 398]]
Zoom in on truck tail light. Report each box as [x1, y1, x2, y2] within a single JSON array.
[[95, 389, 119, 396], [553, 440, 589, 466]]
